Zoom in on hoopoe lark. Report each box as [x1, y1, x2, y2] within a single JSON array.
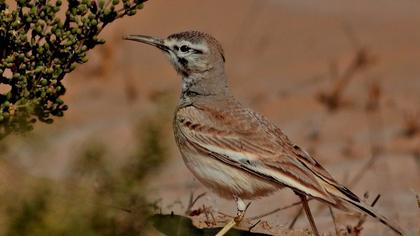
[[124, 31, 403, 235]]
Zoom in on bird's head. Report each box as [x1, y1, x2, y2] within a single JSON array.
[[124, 31, 225, 77]]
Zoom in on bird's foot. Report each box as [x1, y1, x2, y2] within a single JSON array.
[[234, 210, 245, 223]]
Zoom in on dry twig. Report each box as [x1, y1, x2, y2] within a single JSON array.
[[248, 219, 261, 232], [317, 47, 376, 111], [185, 191, 207, 215], [249, 199, 304, 220], [329, 206, 340, 236], [288, 207, 304, 229]]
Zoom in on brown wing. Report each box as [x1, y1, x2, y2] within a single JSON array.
[[175, 102, 404, 235], [175, 102, 342, 204]]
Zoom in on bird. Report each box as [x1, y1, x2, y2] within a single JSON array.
[[124, 31, 403, 235]]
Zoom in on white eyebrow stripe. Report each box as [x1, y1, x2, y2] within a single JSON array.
[[164, 39, 209, 53]]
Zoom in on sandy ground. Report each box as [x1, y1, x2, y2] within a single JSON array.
[[2, 0, 420, 235]]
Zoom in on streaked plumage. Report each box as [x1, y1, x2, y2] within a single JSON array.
[[125, 31, 404, 235]]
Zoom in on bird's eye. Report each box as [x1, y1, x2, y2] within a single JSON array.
[[173, 45, 179, 51], [180, 45, 190, 52]]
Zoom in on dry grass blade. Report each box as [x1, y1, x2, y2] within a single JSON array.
[[348, 154, 380, 188], [329, 207, 340, 236], [185, 191, 207, 215], [248, 219, 261, 232], [249, 199, 304, 220], [288, 207, 304, 229], [349, 80, 385, 188]]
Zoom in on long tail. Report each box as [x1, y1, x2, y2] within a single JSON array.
[[326, 184, 404, 235]]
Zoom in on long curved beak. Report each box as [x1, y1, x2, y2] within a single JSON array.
[[123, 34, 170, 52]]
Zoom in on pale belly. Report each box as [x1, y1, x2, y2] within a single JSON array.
[[180, 150, 279, 200]]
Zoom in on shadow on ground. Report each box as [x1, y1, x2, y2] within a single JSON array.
[[149, 214, 271, 236]]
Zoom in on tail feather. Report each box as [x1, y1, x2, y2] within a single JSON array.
[[348, 199, 403, 235], [330, 186, 404, 235]]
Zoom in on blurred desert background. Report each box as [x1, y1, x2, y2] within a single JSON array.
[[1, 0, 419, 235]]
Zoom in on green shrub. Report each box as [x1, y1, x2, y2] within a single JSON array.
[[0, 0, 146, 138]]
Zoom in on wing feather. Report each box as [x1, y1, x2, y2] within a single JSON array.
[[174, 102, 403, 235], [175, 104, 338, 204]]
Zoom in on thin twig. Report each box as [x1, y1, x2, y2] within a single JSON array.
[[341, 23, 363, 51], [209, 209, 217, 226], [288, 206, 303, 229], [217, 211, 234, 218], [249, 199, 304, 220], [319, 48, 376, 110], [348, 154, 379, 187], [185, 191, 206, 215], [329, 206, 340, 236], [349, 85, 384, 187], [203, 204, 215, 226], [248, 219, 261, 232]]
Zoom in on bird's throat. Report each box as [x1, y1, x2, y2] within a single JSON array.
[[181, 72, 229, 99]]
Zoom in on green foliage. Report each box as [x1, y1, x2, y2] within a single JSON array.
[[1, 116, 167, 235], [5, 186, 50, 236], [126, 121, 167, 183], [0, 0, 147, 138]]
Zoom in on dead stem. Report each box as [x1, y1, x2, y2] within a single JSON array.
[[329, 207, 340, 236], [185, 191, 207, 215], [317, 46, 376, 111], [249, 199, 305, 220], [248, 219, 262, 232], [288, 207, 304, 229]]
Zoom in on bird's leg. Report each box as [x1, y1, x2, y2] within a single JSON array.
[[296, 193, 320, 236], [215, 196, 249, 236]]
